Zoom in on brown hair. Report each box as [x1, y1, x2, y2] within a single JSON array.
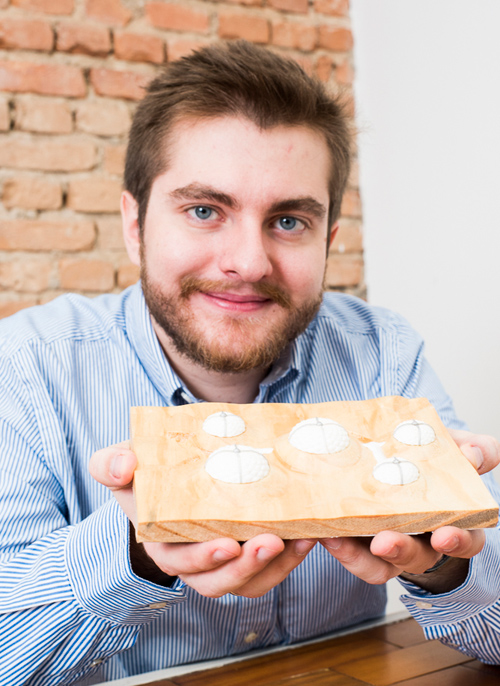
[[125, 40, 352, 232]]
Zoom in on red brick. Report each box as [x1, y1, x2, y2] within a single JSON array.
[[90, 68, 150, 101], [340, 188, 362, 217], [218, 11, 269, 43], [292, 53, 313, 76], [146, 2, 210, 33], [0, 139, 96, 171], [56, 22, 111, 56], [0, 17, 54, 51], [14, 96, 72, 134], [335, 58, 354, 85], [2, 177, 63, 210], [0, 99, 10, 131], [267, 0, 308, 13], [314, 0, 349, 15], [0, 61, 86, 98], [0, 219, 95, 251], [67, 178, 122, 213], [11, 0, 74, 14], [0, 298, 38, 319], [224, 0, 262, 5], [117, 262, 139, 288], [271, 21, 316, 51], [86, 0, 132, 27], [59, 258, 115, 291], [330, 218, 362, 253], [318, 26, 353, 51], [76, 100, 131, 137], [315, 54, 333, 82], [97, 216, 124, 250], [0, 259, 52, 292], [103, 144, 126, 175], [166, 38, 209, 63], [326, 254, 362, 287], [114, 31, 165, 64]]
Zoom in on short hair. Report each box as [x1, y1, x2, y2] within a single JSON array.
[[124, 40, 352, 232]]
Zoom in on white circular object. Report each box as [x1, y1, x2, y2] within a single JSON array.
[[205, 445, 270, 484], [288, 417, 350, 454], [202, 411, 246, 438], [372, 458, 420, 485], [393, 420, 436, 446]]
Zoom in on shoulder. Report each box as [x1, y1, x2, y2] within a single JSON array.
[[0, 287, 134, 358]]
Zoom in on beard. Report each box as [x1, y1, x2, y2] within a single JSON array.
[[141, 269, 324, 374]]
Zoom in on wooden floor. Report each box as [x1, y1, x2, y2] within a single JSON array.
[[137, 618, 500, 686]]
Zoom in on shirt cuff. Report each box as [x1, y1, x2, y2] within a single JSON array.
[[65, 497, 186, 625], [397, 528, 500, 627]]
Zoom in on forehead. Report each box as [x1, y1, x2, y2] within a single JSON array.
[[156, 115, 331, 204]]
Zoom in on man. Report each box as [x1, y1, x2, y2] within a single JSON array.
[[1, 41, 499, 685]]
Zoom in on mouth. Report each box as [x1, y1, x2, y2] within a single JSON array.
[[198, 290, 273, 313]]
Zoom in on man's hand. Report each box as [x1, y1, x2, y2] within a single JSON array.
[[89, 442, 316, 598], [321, 429, 500, 592]]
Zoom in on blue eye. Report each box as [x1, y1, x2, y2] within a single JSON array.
[[193, 206, 213, 220], [278, 217, 299, 231]]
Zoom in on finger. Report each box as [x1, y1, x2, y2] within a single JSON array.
[[88, 441, 137, 491], [229, 538, 317, 598], [370, 531, 441, 574], [172, 535, 289, 597], [430, 526, 486, 559], [144, 537, 243, 579], [448, 429, 500, 474], [321, 537, 397, 585]]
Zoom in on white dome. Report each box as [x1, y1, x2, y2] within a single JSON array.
[[288, 417, 350, 454], [202, 411, 246, 438], [393, 420, 436, 446], [205, 445, 270, 484], [372, 458, 420, 485]]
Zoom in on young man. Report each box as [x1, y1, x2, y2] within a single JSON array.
[[1, 41, 499, 685]]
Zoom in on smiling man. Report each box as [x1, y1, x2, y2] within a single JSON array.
[[1, 41, 500, 685]]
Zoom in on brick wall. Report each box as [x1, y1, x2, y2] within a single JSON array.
[[0, 0, 363, 319]]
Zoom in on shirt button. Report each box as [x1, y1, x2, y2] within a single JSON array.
[[90, 658, 104, 667], [415, 600, 433, 610], [244, 632, 258, 643], [147, 601, 168, 609]]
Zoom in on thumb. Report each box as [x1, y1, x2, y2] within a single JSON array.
[[89, 440, 137, 491]]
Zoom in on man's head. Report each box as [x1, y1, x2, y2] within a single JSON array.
[[124, 40, 352, 235], [122, 42, 353, 377]]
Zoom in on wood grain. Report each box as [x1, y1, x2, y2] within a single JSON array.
[[131, 396, 498, 542]]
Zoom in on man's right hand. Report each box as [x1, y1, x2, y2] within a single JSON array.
[[89, 443, 316, 598]]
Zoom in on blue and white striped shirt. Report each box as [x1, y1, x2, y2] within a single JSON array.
[[1, 282, 500, 685]]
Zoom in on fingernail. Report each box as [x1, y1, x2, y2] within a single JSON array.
[[110, 454, 123, 479], [441, 536, 459, 552], [471, 446, 484, 472], [324, 538, 342, 551], [213, 548, 236, 562], [257, 546, 276, 561], [382, 545, 400, 560], [295, 539, 316, 556]]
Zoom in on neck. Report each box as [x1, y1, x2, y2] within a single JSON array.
[[152, 319, 269, 404]]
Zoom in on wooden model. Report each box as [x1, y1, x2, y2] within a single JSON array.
[[131, 396, 498, 542]]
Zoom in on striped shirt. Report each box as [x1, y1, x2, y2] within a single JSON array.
[[1, 282, 499, 685]]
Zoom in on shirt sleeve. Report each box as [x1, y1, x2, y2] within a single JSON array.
[[0, 357, 186, 685]]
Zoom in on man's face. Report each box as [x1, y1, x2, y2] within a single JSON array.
[[124, 116, 333, 373]]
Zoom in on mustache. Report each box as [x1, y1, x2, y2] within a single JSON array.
[[179, 276, 292, 309]]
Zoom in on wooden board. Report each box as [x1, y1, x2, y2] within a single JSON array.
[[130, 396, 498, 542]]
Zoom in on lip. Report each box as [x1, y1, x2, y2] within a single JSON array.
[[197, 290, 272, 313]]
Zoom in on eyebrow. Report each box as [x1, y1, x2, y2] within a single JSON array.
[[169, 183, 326, 220]]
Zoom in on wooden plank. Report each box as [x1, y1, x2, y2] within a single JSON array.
[[268, 670, 366, 685], [173, 638, 398, 686], [334, 641, 472, 686], [362, 618, 426, 648], [391, 664, 500, 685], [131, 396, 498, 542]]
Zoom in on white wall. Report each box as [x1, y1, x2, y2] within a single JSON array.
[[350, 0, 500, 616]]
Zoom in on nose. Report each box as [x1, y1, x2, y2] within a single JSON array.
[[218, 221, 273, 283]]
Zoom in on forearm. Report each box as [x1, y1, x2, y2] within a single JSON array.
[[399, 556, 470, 594]]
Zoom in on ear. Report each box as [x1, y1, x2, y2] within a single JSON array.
[[121, 191, 141, 267], [328, 222, 340, 251]]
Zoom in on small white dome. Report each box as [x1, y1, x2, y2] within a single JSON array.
[[393, 420, 436, 446], [202, 411, 246, 438], [205, 445, 270, 484], [288, 417, 350, 454], [372, 458, 420, 485]]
